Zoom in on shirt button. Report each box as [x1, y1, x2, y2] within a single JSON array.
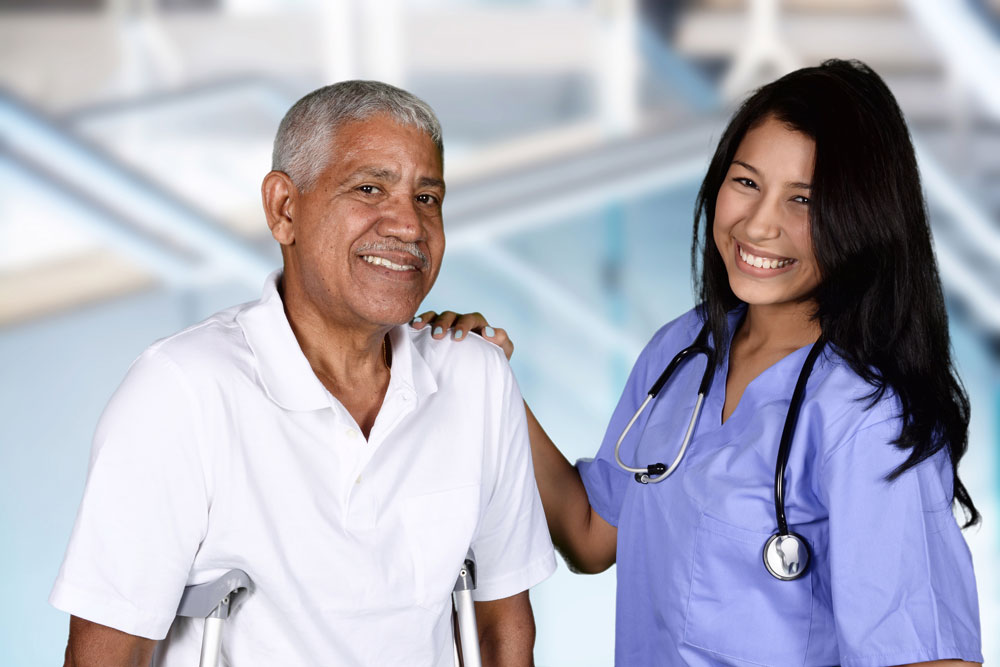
[[345, 428, 359, 439], [355, 475, 362, 485]]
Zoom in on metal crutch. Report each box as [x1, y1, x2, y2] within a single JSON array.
[[452, 548, 481, 667], [175, 569, 253, 667]]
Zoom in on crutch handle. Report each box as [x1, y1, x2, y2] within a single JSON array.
[[453, 549, 481, 667], [176, 569, 253, 667], [177, 569, 253, 620]]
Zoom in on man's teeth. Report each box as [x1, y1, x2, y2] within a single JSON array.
[[739, 246, 793, 270], [362, 255, 416, 271]]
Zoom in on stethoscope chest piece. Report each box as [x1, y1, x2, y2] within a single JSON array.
[[763, 532, 810, 581]]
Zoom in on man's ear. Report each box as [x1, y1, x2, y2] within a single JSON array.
[[262, 170, 298, 246]]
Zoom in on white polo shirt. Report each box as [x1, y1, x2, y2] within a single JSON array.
[[50, 273, 556, 666]]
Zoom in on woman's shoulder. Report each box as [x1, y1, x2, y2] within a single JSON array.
[[810, 348, 959, 512], [616, 308, 707, 391], [645, 307, 706, 353], [807, 346, 903, 456]]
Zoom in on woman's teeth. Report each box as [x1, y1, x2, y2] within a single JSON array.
[[739, 246, 793, 270], [362, 255, 416, 271]]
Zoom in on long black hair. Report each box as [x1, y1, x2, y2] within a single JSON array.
[[692, 59, 979, 527]]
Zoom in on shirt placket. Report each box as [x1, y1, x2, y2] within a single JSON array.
[[339, 385, 418, 534]]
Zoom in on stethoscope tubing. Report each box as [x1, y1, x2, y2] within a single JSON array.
[[773, 337, 826, 536], [613, 327, 715, 484], [614, 392, 706, 483]]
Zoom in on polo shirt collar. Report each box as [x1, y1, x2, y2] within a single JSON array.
[[387, 320, 438, 404], [237, 271, 437, 412]]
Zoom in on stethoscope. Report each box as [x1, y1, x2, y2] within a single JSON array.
[[614, 323, 826, 581]]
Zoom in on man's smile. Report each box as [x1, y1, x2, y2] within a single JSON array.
[[361, 254, 420, 272], [355, 240, 429, 274]]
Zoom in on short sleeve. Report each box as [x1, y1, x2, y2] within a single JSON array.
[[821, 418, 982, 666], [577, 333, 664, 527], [470, 361, 556, 602], [49, 349, 210, 639]]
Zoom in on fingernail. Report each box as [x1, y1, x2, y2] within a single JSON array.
[[453, 329, 465, 340], [433, 326, 443, 337], [484, 326, 495, 338], [412, 316, 422, 324]]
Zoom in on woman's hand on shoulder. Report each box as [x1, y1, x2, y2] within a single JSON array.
[[411, 310, 514, 360]]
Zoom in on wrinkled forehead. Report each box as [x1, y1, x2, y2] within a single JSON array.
[[323, 115, 444, 182], [329, 112, 443, 162]]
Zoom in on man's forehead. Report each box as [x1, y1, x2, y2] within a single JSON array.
[[350, 166, 400, 182], [333, 115, 437, 152], [308, 115, 440, 187]]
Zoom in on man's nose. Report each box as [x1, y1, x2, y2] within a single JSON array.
[[742, 196, 782, 241], [376, 194, 423, 240]]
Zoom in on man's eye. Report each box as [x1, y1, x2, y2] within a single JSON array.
[[733, 177, 758, 190], [416, 194, 440, 205], [358, 185, 381, 195]]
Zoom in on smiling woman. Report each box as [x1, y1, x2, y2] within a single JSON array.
[[419, 59, 983, 667], [712, 116, 820, 313]]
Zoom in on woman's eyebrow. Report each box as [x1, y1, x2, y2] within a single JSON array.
[[733, 160, 811, 189]]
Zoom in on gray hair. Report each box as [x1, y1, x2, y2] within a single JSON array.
[[271, 80, 443, 191]]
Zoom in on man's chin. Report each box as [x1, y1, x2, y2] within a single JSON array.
[[366, 304, 425, 329]]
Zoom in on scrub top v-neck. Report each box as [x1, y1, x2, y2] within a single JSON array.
[[577, 307, 981, 667]]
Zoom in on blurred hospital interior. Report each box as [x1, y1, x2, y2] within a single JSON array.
[[1, 0, 999, 664]]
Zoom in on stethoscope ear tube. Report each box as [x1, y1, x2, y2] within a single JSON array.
[[615, 325, 715, 484], [648, 328, 713, 398]]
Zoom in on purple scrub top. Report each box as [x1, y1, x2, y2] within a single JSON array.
[[578, 307, 981, 666]]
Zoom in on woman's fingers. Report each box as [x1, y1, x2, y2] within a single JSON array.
[[483, 326, 514, 360], [411, 311, 438, 329], [449, 312, 490, 340], [409, 310, 514, 360], [430, 311, 460, 338], [412, 311, 483, 338], [411, 310, 458, 338]]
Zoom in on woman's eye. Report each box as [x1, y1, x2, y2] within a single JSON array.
[[733, 177, 758, 190], [792, 195, 810, 204]]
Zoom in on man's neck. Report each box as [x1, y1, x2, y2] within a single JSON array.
[[281, 284, 393, 439]]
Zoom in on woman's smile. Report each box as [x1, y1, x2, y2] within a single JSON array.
[[735, 242, 797, 273]]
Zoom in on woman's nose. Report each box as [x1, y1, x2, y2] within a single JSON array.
[[742, 197, 782, 241]]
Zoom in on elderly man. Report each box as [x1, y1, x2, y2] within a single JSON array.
[[51, 81, 556, 666]]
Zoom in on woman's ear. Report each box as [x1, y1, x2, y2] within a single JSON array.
[[262, 171, 297, 246]]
